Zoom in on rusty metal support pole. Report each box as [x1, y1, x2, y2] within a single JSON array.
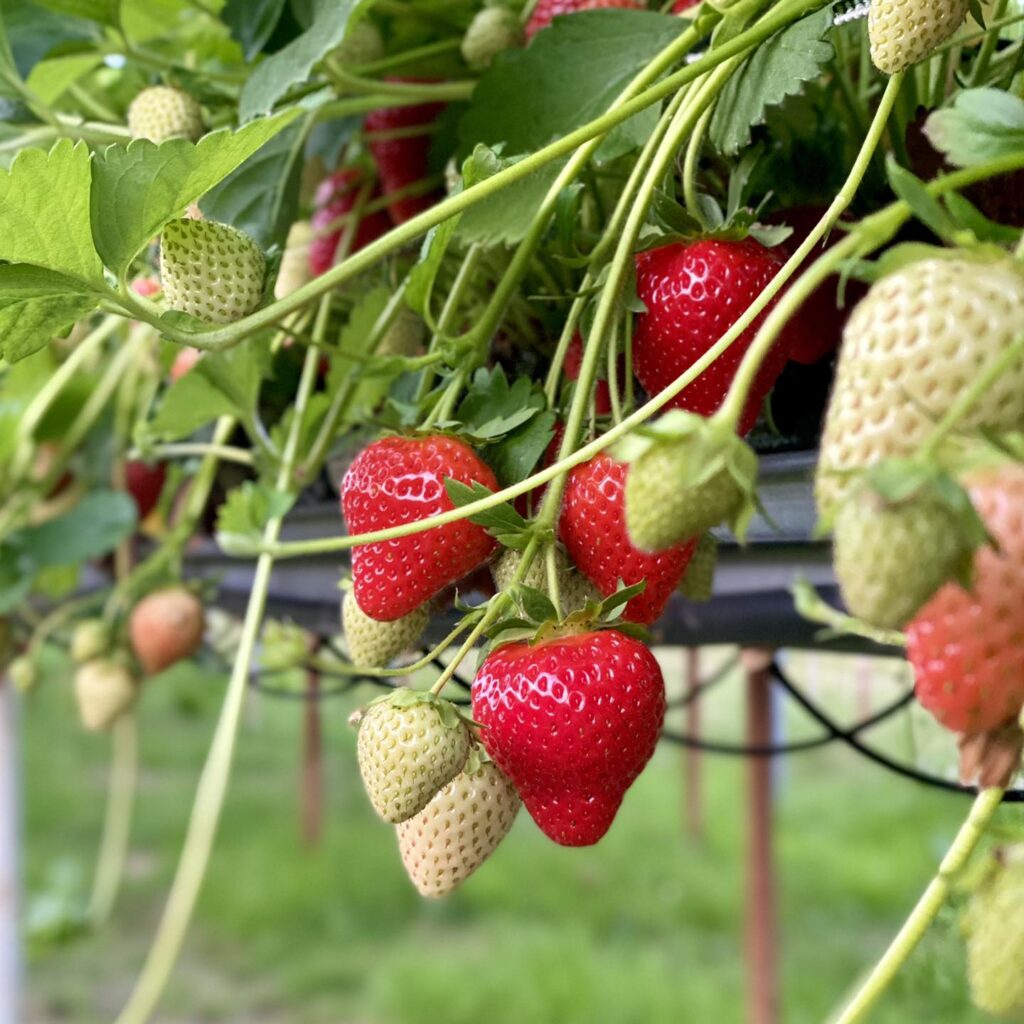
[[0, 677, 20, 1024], [300, 646, 324, 848], [682, 647, 703, 840], [743, 648, 778, 1024]]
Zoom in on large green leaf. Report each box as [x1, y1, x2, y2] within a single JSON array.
[[0, 140, 104, 283], [199, 117, 308, 250], [459, 10, 680, 159], [239, 0, 367, 121], [709, 8, 833, 156], [0, 265, 101, 362], [222, 0, 288, 59], [32, 0, 120, 25], [90, 111, 299, 277], [25, 53, 102, 104], [15, 490, 137, 567], [925, 88, 1024, 168], [147, 363, 239, 440]]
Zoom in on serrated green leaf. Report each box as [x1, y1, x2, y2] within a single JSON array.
[[239, 0, 368, 121], [13, 490, 136, 566], [199, 117, 308, 251], [925, 88, 1024, 168], [516, 584, 558, 625], [406, 213, 460, 319], [599, 580, 646, 618], [2, 0, 97, 81], [443, 478, 529, 539], [710, 8, 833, 156], [486, 409, 556, 489], [196, 339, 274, 419], [147, 357, 238, 440], [0, 264, 101, 362], [90, 112, 299, 277], [454, 366, 543, 441], [216, 481, 296, 554], [0, 140, 103, 283], [25, 52, 101, 104]]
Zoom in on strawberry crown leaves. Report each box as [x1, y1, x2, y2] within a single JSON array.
[[361, 687, 475, 732], [444, 477, 534, 549], [437, 365, 547, 444]]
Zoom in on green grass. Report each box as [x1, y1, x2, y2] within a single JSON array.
[[19, 647, 1006, 1023]]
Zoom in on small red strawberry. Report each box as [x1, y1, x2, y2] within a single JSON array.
[[472, 628, 664, 846], [525, 0, 644, 41], [633, 238, 799, 436], [365, 88, 446, 225], [564, 333, 622, 416], [342, 435, 499, 621], [308, 169, 391, 276], [125, 460, 166, 521], [130, 587, 204, 676], [908, 464, 1024, 735], [559, 453, 694, 624]]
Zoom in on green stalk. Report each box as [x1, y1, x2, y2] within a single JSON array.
[[114, 345, 322, 1024], [833, 788, 1005, 1024]]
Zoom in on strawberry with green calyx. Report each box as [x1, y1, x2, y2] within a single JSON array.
[[616, 411, 758, 552], [462, 6, 523, 68], [342, 590, 429, 669], [354, 688, 472, 823], [816, 255, 1024, 514], [160, 218, 266, 325], [963, 846, 1024, 1020], [472, 586, 664, 846], [341, 435, 499, 621], [870, 0, 970, 75], [74, 657, 138, 732], [127, 85, 204, 143], [830, 460, 990, 631], [491, 547, 600, 616], [678, 533, 718, 603], [397, 745, 520, 898], [130, 587, 204, 676], [71, 619, 111, 664], [908, 463, 1024, 736], [560, 453, 695, 624]]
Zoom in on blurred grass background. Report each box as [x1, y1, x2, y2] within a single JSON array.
[[18, 645, 1008, 1023]]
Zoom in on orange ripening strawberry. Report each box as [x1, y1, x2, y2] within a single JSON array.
[[908, 465, 1024, 735], [525, 0, 644, 40], [559, 453, 694, 623], [341, 435, 498, 621], [130, 587, 204, 676]]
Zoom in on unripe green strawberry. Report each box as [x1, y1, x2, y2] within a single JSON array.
[[833, 466, 986, 630], [461, 7, 523, 69], [127, 85, 204, 143], [71, 619, 109, 664], [355, 689, 471, 823], [397, 750, 520, 898], [678, 533, 717, 603], [160, 218, 266, 324], [617, 411, 757, 552], [74, 658, 138, 732], [342, 592, 428, 669], [378, 308, 426, 358], [9, 655, 38, 693], [964, 847, 1024, 1020], [259, 619, 311, 671], [869, 0, 969, 75], [817, 257, 1024, 513], [273, 220, 314, 300], [330, 19, 384, 66], [491, 548, 600, 615]]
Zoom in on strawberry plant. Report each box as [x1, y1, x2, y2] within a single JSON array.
[[2, 0, 1024, 1020]]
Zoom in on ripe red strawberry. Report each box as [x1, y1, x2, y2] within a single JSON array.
[[472, 629, 665, 846], [130, 587, 204, 676], [765, 206, 867, 365], [564, 333, 622, 416], [365, 88, 446, 225], [559, 453, 694, 624], [633, 238, 799, 436], [342, 435, 499, 621], [525, 0, 644, 40], [308, 169, 391, 276], [908, 465, 1024, 735], [125, 460, 166, 521]]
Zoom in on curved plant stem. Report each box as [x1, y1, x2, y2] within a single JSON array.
[[132, 442, 254, 467], [88, 713, 139, 927], [833, 788, 1005, 1024], [114, 345, 321, 1024], [682, 105, 713, 220]]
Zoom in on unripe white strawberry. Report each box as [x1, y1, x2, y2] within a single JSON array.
[[355, 689, 471, 823], [330, 20, 384, 66], [491, 547, 600, 615], [461, 7, 523, 69], [397, 752, 520, 897], [127, 86, 204, 143], [816, 256, 1024, 513], [74, 658, 138, 731], [869, 0, 970, 75], [71, 619, 109, 664], [273, 220, 314, 300], [160, 218, 266, 324], [342, 592, 428, 668]]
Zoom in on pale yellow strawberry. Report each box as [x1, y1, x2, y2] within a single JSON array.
[[342, 592, 428, 668], [127, 86, 204, 143], [74, 659, 138, 731], [869, 0, 970, 74], [70, 619, 109, 664], [273, 221, 314, 300]]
